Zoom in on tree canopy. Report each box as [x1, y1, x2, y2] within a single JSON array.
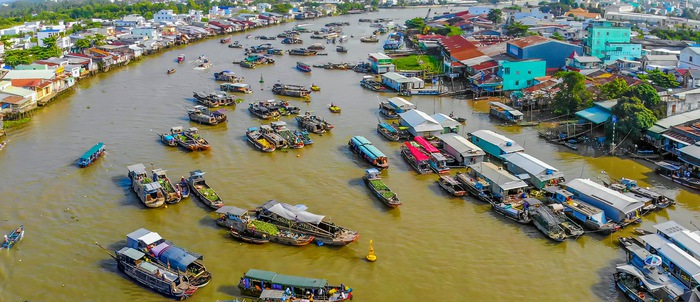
[[608, 96, 657, 143], [486, 9, 502, 24], [638, 69, 679, 89], [552, 71, 592, 114], [598, 78, 628, 100], [505, 21, 528, 37], [626, 83, 663, 118]]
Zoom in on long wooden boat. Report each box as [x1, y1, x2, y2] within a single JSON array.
[[214, 70, 243, 82], [603, 177, 675, 209], [151, 168, 182, 204], [271, 121, 304, 149], [187, 170, 224, 209], [259, 125, 288, 150], [114, 247, 198, 299], [294, 130, 314, 145], [248, 102, 279, 120], [126, 228, 212, 287], [78, 142, 105, 168], [272, 83, 311, 99], [188, 106, 227, 126], [296, 112, 326, 134], [547, 203, 585, 238], [306, 112, 333, 132], [246, 127, 276, 152], [296, 62, 312, 72], [654, 161, 700, 190], [437, 175, 466, 197], [363, 168, 401, 208], [287, 48, 317, 55], [238, 269, 352, 301], [253, 200, 359, 246], [169, 126, 200, 151], [216, 206, 315, 246], [528, 199, 567, 242], [183, 127, 211, 151], [220, 83, 253, 94], [178, 177, 190, 198], [127, 163, 165, 208], [400, 142, 431, 174], [361, 76, 391, 92], [377, 122, 400, 141], [245, 221, 315, 246], [454, 172, 494, 203], [349, 136, 389, 169], [177, 54, 185, 63], [2, 225, 24, 250], [160, 127, 179, 147], [360, 35, 379, 42], [491, 198, 532, 224], [230, 229, 269, 244], [166, 68, 176, 74]]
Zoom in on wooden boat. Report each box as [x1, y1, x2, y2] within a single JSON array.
[[542, 186, 620, 234], [654, 161, 700, 190], [166, 69, 176, 74], [603, 177, 675, 209], [383, 32, 404, 50], [454, 172, 494, 203], [437, 175, 466, 197], [248, 102, 279, 120], [127, 163, 165, 208], [78, 142, 105, 168], [272, 83, 310, 99], [491, 198, 532, 225], [160, 128, 178, 147], [255, 35, 276, 40], [244, 221, 315, 246], [349, 136, 389, 169], [311, 84, 321, 91], [287, 48, 317, 56], [177, 54, 185, 63], [253, 200, 359, 246], [363, 168, 401, 208], [307, 112, 333, 132], [329, 104, 341, 113], [293, 130, 314, 145], [238, 269, 352, 301], [259, 125, 289, 149], [246, 127, 276, 152], [214, 70, 243, 82], [187, 170, 224, 209], [183, 127, 211, 151], [528, 199, 567, 242], [215, 206, 315, 246], [547, 203, 585, 238], [360, 35, 379, 42], [308, 43, 325, 50], [187, 106, 227, 125], [229, 229, 269, 244], [126, 228, 212, 287], [270, 121, 304, 149], [151, 168, 182, 204], [240, 61, 256, 69], [178, 178, 190, 199], [193, 91, 219, 108], [336, 45, 348, 52], [489, 101, 524, 124], [400, 142, 431, 174], [228, 41, 242, 48], [220, 83, 252, 94], [361, 76, 391, 92], [281, 37, 303, 44], [2, 225, 24, 250], [449, 112, 466, 123], [296, 113, 325, 134], [114, 247, 198, 299], [168, 126, 200, 151], [296, 62, 312, 73], [220, 37, 231, 43]]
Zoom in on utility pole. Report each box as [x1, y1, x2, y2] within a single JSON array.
[[611, 115, 617, 155]]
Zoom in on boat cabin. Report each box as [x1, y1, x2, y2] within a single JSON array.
[[501, 152, 565, 189], [349, 136, 388, 169], [466, 162, 529, 201], [127, 163, 149, 180], [436, 133, 485, 167], [654, 221, 700, 262], [385, 97, 415, 114], [489, 101, 524, 123], [565, 178, 645, 225], [402, 141, 431, 173], [239, 269, 340, 299], [171, 126, 184, 134], [428, 152, 449, 174], [365, 168, 381, 180], [116, 247, 180, 282], [542, 186, 610, 230], [78, 142, 105, 168], [469, 130, 524, 161], [215, 205, 250, 226], [638, 234, 700, 289], [398, 110, 443, 138], [221, 83, 252, 94]]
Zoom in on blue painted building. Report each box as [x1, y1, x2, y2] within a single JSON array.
[[469, 129, 524, 160], [497, 59, 546, 91], [565, 178, 645, 224], [506, 36, 583, 69]]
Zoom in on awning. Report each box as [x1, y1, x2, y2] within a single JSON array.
[[157, 245, 199, 272], [575, 106, 611, 124]]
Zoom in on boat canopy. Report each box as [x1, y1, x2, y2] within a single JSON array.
[[80, 143, 104, 161], [144, 182, 163, 193], [261, 200, 325, 225], [405, 142, 429, 161], [153, 243, 201, 272], [127, 228, 163, 249], [379, 123, 397, 133], [350, 136, 372, 147], [216, 205, 247, 216], [360, 145, 386, 160], [414, 136, 439, 153], [656, 161, 681, 171], [127, 163, 147, 175], [243, 269, 328, 289], [615, 264, 673, 292]]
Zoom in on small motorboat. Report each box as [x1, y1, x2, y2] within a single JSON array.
[[2, 225, 24, 250], [449, 112, 466, 123], [311, 84, 320, 91], [296, 62, 312, 73], [166, 68, 176, 74], [329, 104, 341, 113], [230, 229, 269, 244]]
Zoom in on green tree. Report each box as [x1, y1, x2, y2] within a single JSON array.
[[625, 83, 664, 118], [552, 71, 592, 114], [487, 9, 502, 24], [608, 96, 657, 142], [505, 21, 528, 37], [405, 17, 425, 29], [551, 31, 564, 40], [638, 69, 679, 88], [75, 38, 91, 50], [41, 35, 62, 58], [598, 78, 629, 100]]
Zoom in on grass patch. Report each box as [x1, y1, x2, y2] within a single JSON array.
[[392, 55, 442, 73], [3, 117, 31, 129]]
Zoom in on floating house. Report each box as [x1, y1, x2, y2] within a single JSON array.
[[467, 162, 529, 200], [381, 72, 424, 92], [398, 110, 443, 138], [654, 221, 700, 261], [126, 228, 204, 273], [565, 178, 645, 225], [638, 233, 700, 289], [469, 129, 524, 160], [501, 152, 565, 189], [436, 133, 485, 166], [431, 113, 461, 134], [543, 186, 613, 232], [489, 101, 523, 124], [385, 97, 415, 113], [368, 52, 395, 74]]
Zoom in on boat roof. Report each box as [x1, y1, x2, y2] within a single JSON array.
[[379, 123, 397, 133], [117, 247, 145, 260], [215, 205, 248, 216], [489, 101, 524, 117], [387, 97, 415, 109], [470, 130, 524, 154], [469, 162, 528, 190], [144, 182, 163, 192], [414, 136, 439, 153], [127, 163, 147, 174], [351, 136, 372, 146], [405, 142, 429, 161], [566, 178, 645, 215], [669, 230, 700, 260], [243, 269, 328, 289], [260, 289, 287, 299], [641, 234, 700, 282], [365, 168, 381, 175], [232, 83, 249, 88], [436, 133, 485, 157], [655, 220, 688, 237], [431, 152, 447, 161], [127, 228, 163, 246], [171, 126, 183, 132], [399, 110, 443, 133], [361, 144, 387, 160], [656, 161, 681, 171], [154, 243, 200, 272], [501, 152, 562, 178], [439, 175, 460, 185], [260, 200, 325, 225], [80, 142, 104, 160], [152, 168, 167, 176]]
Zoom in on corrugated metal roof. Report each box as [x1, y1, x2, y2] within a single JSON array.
[[575, 106, 611, 124], [437, 133, 485, 157], [671, 230, 700, 260], [566, 178, 644, 215], [470, 130, 523, 153], [431, 113, 461, 127], [680, 143, 700, 161], [501, 152, 563, 178], [652, 109, 700, 130], [387, 97, 415, 110], [399, 110, 442, 132], [4, 69, 56, 80], [654, 220, 688, 236], [641, 234, 700, 281], [470, 162, 528, 190]]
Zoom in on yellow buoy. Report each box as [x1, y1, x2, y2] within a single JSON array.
[[365, 239, 377, 262]]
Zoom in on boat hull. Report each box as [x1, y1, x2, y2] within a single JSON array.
[[117, 261, 195, 300], [187, 178, 224, 209], [363, 176, 401, 208]]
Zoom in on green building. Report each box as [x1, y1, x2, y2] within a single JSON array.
[[585, 21, 641, 64], [496, 59, 546, 91]]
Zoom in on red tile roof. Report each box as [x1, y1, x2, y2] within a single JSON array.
[[11, 79, 42, 87], [2, 95, 27, 105], [416, 34, 445, 40], [507, 36, 553, 49], [471, 60, 498, 71], [438, 36, 484, 62]]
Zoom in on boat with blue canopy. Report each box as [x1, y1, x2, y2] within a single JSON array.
[[2, 225, 24, 250], [348, 136, 388, 169], [238, 269, 352, 301], [78, 142, 105, 168], [383, 32, 404, 50], [377, 122, 400, 141]]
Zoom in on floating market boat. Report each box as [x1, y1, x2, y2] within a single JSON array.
[[491, 197, 533, 225], [400, 142, 431, 174], [1, 225, 24, 250], [527, 199, 568, 242], [113, 247, 198, 299], [654, 161, 700, 190], [437, 175, 466, 197], [151, 168, 182, 204], [78, 142, 105, 168], [183, 127, 211, 151], [349, 136, 389, 169], [220, 37, 231, 43], [296, 114, 325, 134], [360, 35, 379, 43], [308, 43, 325, 50], [193, 91, 220, 108], [363, 168, 401, 208], [271, 121, 304, 149], [166, 68, 176, 74], [253, 200, 359, 246], [267, 48, 284, 55], [214, 70, 243, 82], [216, 206, 314, 246], [294, 130, 314, 145], [454, 172, 494, 203], [414, 136, 450, 174], [179, 177, 190, 198], [259, 125, 289, 149], [160, 128, 179, 147], [287, 48, 317, 56], [547, 203, 585, 238], [489, 101, 524, 125], [187, 106, 227, 125], [228, 41, 242, 48], [220, 83, 252, 94], [255, 35, 276, 40], [177, 54, 185, 63], [187, 170, 224, 209], [383, 32, 404, 50], [281, 37, 303, 44], [329, 104, 341, 113], [311, 84, 321, 91], [240, 61, 256, 69], [248, 102, 279, 120], [377, 122, 401, 141], [126, 228, 212, 287], [336, 45, 348, 52], [361, 76, 391, 92], [272, 83, 311, 99], [542, 186, 620, 234], [296, 62, 312, 73], [127, 163, 165, 208], [238, 269, 353, 300], [604, 177, 675, 209], [229, 229, 269, 244], [246, 127, 276, 152], [168, 126, 200, 151]]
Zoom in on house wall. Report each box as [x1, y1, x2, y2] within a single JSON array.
[[517, 43, 583, 69], [470, 135, 502, 159], [498, 60, 546, 91], [566, 187, 625, 223], [587, 23, 633, 59], [679, 48, 700, 69]]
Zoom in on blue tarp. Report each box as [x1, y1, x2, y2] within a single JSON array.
[[575, 106, 611, 125], [80, 142, 104, 161], [158, 246, 198, 272]]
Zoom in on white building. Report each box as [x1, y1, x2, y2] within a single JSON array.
[[257, 3, 272, 12], [514, 8, 553, 21], [37, 29, 61, 47], [679, 47, 700, 70], [468, 6, 492, 15], [154, 10, 177, 23], [115, 14, 147, 28]]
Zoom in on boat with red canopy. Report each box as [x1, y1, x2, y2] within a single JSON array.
[[401, 142, 431, 174]]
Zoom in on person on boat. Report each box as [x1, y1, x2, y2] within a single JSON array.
[[3, 234, 7, 243], [331, 102, 334, 107], [181, 176, 186, 183]]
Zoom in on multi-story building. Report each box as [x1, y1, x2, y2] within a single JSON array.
[[496, 59, 546, 91], [584, 21, 642, 64], [154, 10, 177, 23]]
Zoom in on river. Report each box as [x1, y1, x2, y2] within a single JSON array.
[[0, 8, 698, 302]]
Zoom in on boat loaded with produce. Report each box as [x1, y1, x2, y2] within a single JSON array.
[[151, 168, 182, 204], [363, 168, 401, 208], [215, 206, 315, 246], [127, 163, 166, 208], [238, 269, 352, 301], [187, 170, 224, 209]]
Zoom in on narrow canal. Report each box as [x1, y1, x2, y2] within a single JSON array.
[[0, 8, 698, 302]]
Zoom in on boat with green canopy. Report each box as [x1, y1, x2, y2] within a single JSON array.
[[238, 269, 353, 301], [78, 142, 105, 168]]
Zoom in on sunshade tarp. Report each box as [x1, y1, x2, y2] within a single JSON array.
[[157, 245, 198, 272], [575, 106, 611, 125], [262, 201, 325, 225]]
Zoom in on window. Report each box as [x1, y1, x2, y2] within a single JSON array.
[[504, 67, 510, 75], [606, 32, 609, 36], [527, 80, 533, 85], [515, 80, 520, 86], [528, 70, 531, 74], [691, 56, 694, 62]]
